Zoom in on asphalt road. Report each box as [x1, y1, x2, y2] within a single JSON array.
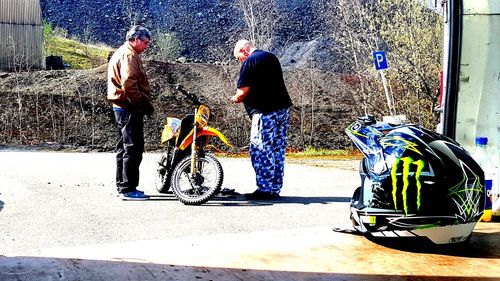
[[1, 151, 499, 280], [0, 151, 358, 255]]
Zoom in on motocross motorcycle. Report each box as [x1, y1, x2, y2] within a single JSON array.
[[156, 85, 231, 205], [345, 115, 485, 244]]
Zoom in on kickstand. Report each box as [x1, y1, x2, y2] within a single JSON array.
[[219, 188, 239, 196]]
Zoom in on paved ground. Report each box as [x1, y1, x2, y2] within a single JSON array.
[[0, 151, 499, 280]]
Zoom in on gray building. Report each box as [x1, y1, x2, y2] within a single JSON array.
[[0, 0, 43, 70]]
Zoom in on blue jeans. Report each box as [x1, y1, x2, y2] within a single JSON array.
[[113, 109, 144, 193], [250, 108, 290, 194]]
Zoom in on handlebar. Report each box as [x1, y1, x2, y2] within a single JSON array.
[[175, 85, 202, 106]]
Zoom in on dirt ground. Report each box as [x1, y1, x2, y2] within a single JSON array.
[[0, 60, 358, 150]]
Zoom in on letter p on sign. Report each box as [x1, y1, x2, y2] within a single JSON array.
[[373, 51, 388, 70]]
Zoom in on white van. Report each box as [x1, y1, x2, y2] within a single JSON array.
[[439, 0, 500, 216]]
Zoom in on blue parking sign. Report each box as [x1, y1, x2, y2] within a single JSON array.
[[373, 51, 388, 70]]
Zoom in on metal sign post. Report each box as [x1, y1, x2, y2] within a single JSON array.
[[373, 51, 394, 116]]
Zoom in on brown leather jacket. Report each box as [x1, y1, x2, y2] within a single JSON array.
[[107, 42, 154, 115]]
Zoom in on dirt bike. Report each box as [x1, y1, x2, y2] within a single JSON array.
[[156, 85, 231, 205]]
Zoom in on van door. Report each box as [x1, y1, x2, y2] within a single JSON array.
[[441, 0, 500, 215]]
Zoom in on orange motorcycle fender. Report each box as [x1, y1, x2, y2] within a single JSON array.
[[179, 127, 232, 150]]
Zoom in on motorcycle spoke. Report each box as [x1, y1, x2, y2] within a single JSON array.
[[171, 154, 223, 204]]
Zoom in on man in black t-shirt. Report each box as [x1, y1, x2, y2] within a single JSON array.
[[232, 39, 293, 200]]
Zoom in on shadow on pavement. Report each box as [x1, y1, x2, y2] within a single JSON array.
[[205, 194, 351, 206], [145, 190, 351, 206], [0, 256, 496, 281], [146, 194, 178, 201], [279, 195, 351, 204]]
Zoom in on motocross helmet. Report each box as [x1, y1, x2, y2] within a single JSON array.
[[346, 116, 485, 244]]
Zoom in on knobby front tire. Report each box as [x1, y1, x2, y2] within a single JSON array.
[[171, 154, 223, 205], [155, 154, 171, 193]]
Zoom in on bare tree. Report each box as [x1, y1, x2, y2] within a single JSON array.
[[323, 0, 381, 115], [234, 0, 281, 50], [7, 35, 40, 143], [324, 0, 442, 127], [122, 0, 138, 26]]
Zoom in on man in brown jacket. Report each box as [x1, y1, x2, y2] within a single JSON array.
[[107, 25, 154, 200]]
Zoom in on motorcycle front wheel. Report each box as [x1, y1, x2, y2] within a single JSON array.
[[171, 154, 223, 205]]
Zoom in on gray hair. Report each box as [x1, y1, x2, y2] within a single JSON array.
[[126, 25, 151, 42], [233, 39, 253, 58]]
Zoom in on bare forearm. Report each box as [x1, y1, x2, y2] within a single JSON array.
[[231, 87, 249, 103]]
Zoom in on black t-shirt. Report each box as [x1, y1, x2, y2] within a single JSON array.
[[237, 50, 293, 116]]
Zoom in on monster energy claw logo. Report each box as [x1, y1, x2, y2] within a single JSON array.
[[391, 157, 425, 216]]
